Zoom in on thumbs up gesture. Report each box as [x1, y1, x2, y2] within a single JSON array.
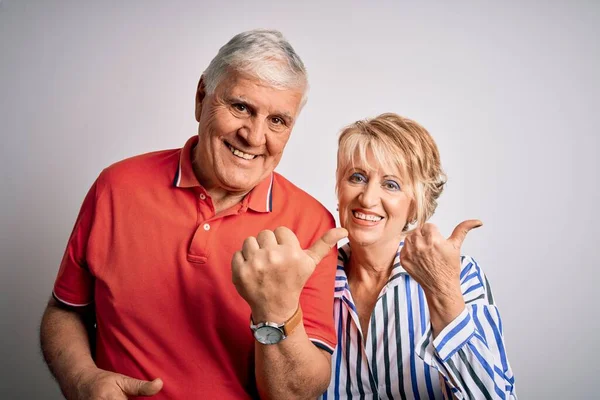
[[232, 226, 348, 323], [400, 220, 482, 299]]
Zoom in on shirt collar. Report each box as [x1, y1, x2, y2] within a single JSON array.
[[173, 136, 201, 188], [334, 241, 407, 299], [173, 135, 274, 213]]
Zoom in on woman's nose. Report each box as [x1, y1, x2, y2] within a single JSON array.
[[358, 182, 379, 208]]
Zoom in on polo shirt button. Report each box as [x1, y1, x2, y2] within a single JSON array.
[[199, 193, 206, 200], [203, 223, 210, 231]]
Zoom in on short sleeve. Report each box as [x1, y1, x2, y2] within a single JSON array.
[[52, 180, 98, 306]]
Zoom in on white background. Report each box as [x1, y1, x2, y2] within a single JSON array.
[[1, 1, 598, 398]]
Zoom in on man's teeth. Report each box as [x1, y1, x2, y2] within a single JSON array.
[[353, 211, 383, 222], [227, 144, 256, 160]]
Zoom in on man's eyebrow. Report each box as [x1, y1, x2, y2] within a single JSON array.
[[226, 96, 256, 109], [277, 112, 294, 124], [227, 96, 295, 124]]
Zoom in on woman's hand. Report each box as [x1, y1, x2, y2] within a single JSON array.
[[400, 220, 482, 336]]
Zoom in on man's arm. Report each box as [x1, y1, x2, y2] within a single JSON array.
[[40, 297, 162, 399], [255, 325, 331, 399]]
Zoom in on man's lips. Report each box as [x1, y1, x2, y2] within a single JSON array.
[[225, 142, 259, 160]]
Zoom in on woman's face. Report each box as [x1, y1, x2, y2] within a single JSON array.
[[337, 151, 412, 248]]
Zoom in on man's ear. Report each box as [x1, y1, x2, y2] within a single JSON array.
[[195, 77, 207, 122]]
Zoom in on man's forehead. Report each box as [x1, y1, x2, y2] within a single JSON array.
[[218, 74, 303, 115], [220, 74, 299, 96]]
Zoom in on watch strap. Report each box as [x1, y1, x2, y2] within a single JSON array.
[[250, 305, 303, 339], [282, 305, 303, 337]]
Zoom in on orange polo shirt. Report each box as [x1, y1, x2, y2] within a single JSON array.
[[53, 136, 338, 399]]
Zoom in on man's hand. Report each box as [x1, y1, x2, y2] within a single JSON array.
[[73, 367, 162, 399], [232, 226, 347, 322]]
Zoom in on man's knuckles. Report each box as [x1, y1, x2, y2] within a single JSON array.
[[266, 249, 285, 265]]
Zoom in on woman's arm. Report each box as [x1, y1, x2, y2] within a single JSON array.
[[416, 256, 517, 399]]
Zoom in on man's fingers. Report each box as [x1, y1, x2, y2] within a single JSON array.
[[120, 376, 163, 396], [274, 226, 300, 247], [256, 229, 278, 249], [448, 219, 483, 247], [241, 237, 259, 260], [305, 227, 348, 265]]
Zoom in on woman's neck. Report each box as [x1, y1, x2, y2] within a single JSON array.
[[346, 236, 403, 291]]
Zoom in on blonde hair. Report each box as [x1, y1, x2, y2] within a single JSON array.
[[336, 113, 447, 231]]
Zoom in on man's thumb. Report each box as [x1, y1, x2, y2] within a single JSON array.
[[121, 376, 163, 396], [305, 227, 348, 265], [448, 219, 483, 247]]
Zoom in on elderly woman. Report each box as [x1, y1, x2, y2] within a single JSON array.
[[320, 114, 516, 399]]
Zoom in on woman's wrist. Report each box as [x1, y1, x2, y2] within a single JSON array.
[[425, 287, 465, 338]]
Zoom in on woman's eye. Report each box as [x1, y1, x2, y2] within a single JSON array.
[[349, 173, 366, 183], [383, 180, 401, 191]]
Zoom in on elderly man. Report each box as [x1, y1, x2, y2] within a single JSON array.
[[40, 29, 346, 399]]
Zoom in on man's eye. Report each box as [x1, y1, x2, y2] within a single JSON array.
[[271, 117, 284, 125], [349, 173, 366, 183], [233, 103, 247, 112]]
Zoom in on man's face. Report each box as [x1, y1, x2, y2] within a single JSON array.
[[193, 72, 303, 196]]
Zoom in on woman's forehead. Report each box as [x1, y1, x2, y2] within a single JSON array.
[[349, 147, 404, 177]]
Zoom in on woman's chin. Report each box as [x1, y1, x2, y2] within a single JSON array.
[[348, 231, 380, 247]]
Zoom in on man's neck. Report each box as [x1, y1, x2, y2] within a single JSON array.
[[191, 147, 251, 214], [208, 188, 249, 215]]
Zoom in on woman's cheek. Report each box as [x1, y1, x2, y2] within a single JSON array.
[[338, 206, 348, 229]]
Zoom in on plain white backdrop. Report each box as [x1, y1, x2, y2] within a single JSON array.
[[1, 1, 598, 398]]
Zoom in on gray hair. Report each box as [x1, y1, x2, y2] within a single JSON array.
[[203, 29, 309, 104]]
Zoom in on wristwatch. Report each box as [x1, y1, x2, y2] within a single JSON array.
[[250, 306, 303, 345]]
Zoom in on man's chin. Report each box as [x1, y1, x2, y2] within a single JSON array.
[[219, 178, 262, 194]]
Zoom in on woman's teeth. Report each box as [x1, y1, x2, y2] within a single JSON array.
[[353, 211, 383, 221]]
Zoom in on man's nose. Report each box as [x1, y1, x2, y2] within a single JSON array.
[[238, 118, 267, 147]]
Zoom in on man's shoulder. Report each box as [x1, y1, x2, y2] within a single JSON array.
[[272, 172, 331, 215], [98, 147, 181, 188]]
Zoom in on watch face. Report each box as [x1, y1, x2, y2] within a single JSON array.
[[254, 325, 284, 345]]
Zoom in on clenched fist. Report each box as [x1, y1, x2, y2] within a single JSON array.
[[232, 226, 348, 323]]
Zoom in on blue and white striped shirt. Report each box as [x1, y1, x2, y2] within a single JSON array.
[[321, 242, 517, 399]]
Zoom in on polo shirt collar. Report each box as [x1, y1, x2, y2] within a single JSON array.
[[173, 136, 201, 188], [334, 241, 407, 299], [245, 172, 274, 213], [173, 135, 274, 213]]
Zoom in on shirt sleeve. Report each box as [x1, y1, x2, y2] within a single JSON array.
[[415, 256, 517, 399], [299, 210, 338, 354], [52, 180, 99, 307]]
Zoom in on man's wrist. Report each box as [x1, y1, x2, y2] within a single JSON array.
[[250, 305, 303, 344], [250, 303, 298, 324]]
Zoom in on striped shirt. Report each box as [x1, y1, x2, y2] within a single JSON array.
[[321, 242, 517, 400]]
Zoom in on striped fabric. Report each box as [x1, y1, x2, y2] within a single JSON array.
[[321, 242, 517, 399]]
